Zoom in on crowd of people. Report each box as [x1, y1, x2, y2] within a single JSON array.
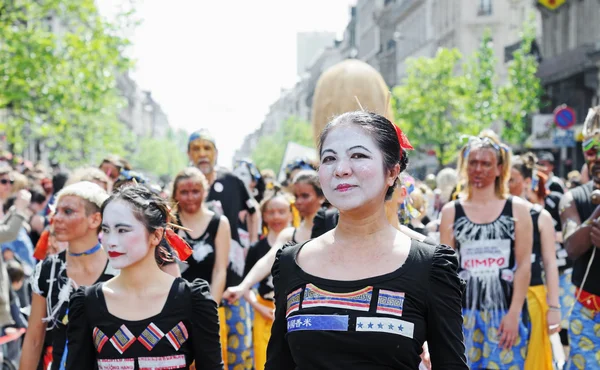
[[0, 99, 597, 369]]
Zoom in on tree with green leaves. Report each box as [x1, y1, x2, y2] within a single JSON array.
[[251, 116, 314, 172], [131, 128, 189, 179], [499, 16, 543, 145], [393, 48, 478, 167], [0, 0, 134, 167]]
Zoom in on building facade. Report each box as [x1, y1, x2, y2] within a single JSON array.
[[297, 32, 337, 77]]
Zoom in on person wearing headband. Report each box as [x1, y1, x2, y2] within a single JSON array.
[[65, 184, 221, 369], [188, 129, 257, 369], [20, 181, 118, 370], [559, 105, 600, 369], [440, 131, 532, 369], [265, 111, 466, 369]]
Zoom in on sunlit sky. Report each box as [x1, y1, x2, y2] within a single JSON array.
[[97, 0, 357, 167]]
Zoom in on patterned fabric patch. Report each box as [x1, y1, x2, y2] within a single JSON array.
[[138, 354, 186, 369], [287, 314, 348, 332], [97, 358, 135, 370], [286, 287, 302, 317], [93, 327, 109, 353], [356, 317, 415, 339], [138, 323, 165, 351], [377, 290, 405, 317], [302, 284, 372, 312], [109, 325, 136, 354], [166, 321, 189, 351]]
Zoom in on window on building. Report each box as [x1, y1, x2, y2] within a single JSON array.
[[477, 0, 492, 16]]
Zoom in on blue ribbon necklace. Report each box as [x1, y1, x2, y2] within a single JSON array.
[[68, 243, 102, 257]]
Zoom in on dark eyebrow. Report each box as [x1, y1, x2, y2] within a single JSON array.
[[321, 149, 337, 156], [348, 145, 372, 153], [101, 223, 133, 228]]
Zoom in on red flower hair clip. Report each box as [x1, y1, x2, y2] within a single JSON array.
[[164, 228, 193, 262], [393, 123, 413, 161]]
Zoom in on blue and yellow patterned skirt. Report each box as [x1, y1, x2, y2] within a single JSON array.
[[567, 300, 600, 370]]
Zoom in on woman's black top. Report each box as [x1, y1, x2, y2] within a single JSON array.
[[530, 205, 544, 287], [30, 251, 118, 369], [265, 240, 467, 370], [178, 214, 221, 284], [65, 278, 223, 370], [244, 238, 274, 300]]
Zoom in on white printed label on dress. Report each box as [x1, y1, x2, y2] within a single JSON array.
[[356, 317, 414, 339], [460, 239, 511, 276], [97, 358, 135, 370], [138, 355, 186, 370], [192, 238, 213, 262]]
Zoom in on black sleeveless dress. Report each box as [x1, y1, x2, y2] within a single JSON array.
[[177, 214, 221, 284]]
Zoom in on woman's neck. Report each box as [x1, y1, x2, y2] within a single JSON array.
[[67, 232, 106, 267], [335, 206, 391, 242], [266, 229, 282, 246], [300, 211, 317, 230], [178, 208, 208, 225], [116, 250, 168, 293], [469, 185, 498, 203]]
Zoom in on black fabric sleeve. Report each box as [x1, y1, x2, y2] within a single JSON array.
[[189, 279, 224, 370], [244, 242, 260, 277], [265, 247, 295, 369], [426, 245, 468, 369], [65, 287, 95, 370]]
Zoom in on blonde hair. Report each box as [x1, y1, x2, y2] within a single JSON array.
[[458, 130, 512, 200], [583, 106, 600, 137], [67, 167, 110, 189], [11, 172, 29, 193], [170, 167, 209, 210], [56, 181, 109, 213]]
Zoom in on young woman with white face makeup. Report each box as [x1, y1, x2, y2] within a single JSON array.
[[65, 185, 222, 370], [265, 111, 467, 369]]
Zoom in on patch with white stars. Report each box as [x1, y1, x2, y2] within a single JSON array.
[[356, 317, 414, 339]]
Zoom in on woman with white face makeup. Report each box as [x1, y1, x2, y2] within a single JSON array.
[[65, 185, 222, 370], [265, 111, 467, 369]]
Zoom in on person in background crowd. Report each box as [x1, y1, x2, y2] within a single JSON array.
[[406, 185, 429, 236], [260, 169, 276, 190], [1, 195, 35, 275], [99, 155, 130, 185], [509, 153, 561, 370], [28, 187, 48, 247], [424, 168, 458, 243], [440, 132, 532, 369], [233, 159, 264, 249], [43, 171, 69, 218], [66, 167, 111, 192], [0, 167, 14, 218], [567, 170, 583, 189], [20, 181, 116, 370], [559, 106, 600, 370], [244, 189, 293, 370], [281, 158, 316, 193], [538, 151, 567, 194], [188, 128, 257, 370], [65, 184, 221, 370]]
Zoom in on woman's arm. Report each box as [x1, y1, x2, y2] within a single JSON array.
[[438, 203, 456, 249], [499, 200, 532, 349], [19, 293, 48, 370], [211, 216, 231, 304], [539, 210, 561, 333]]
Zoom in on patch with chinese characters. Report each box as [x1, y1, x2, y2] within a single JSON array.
[[302, 284, 372, 312], [110, 325, 136, 354], [286, 287, 302, 317], [356, 317, 415, 339], [93, 327, 109, 353], [138, 355, 186, 370], [286, 314, 349, 332], [376, 290, 405, 317], [138, 323, 165, 351], [166, 321, 189, 351], [97, 358, 135, 370]]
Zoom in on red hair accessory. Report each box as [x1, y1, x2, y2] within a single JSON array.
[[165, 228, 193, 261], [33, 230, 50, 260], [393, 123, 413, 153]]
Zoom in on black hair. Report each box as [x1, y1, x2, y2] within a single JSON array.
[[30, 186, 47, 205], [52, 171, 70, 194], [5, 260, 24, 283], [2, 195, 15, 214], [292, 170, 324, 198], [318, 111, 408, 199], [101, 184, 177, 266]]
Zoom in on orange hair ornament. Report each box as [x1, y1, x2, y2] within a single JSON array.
[[164, 228, 193, 261], [33, 229, 50, 260]]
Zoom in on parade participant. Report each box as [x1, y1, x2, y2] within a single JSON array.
[[538, 151, 566, 194], [233, 159, 266, 204], [99, 155, 130, 185], [172, 167, 230, 304], [244, 189, 293, 370], [188, 129, 256, 369], [20, 181, 116, 370], [559, 105, 600, 369], [509, 153, 561, 370], [65, 184, 222, 370], [440, 132, 532, 369], [223, 170, 324, 302], [66, 167, 111, 192], [265, 111, 465, 369]]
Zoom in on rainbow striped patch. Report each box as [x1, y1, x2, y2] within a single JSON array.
[[138, 323, 165, 351], [166, 321, 189, 351], [93, 327, 108, 353], [109, 325, 136, 354], [376, 290, 405, 317], [286, 287, 302, 317], [303, 284, 373, 312]]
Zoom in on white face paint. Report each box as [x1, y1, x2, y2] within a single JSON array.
[[101, 200, 151, 269], [233, 165, 253, 190], [318, 125, 392, 212]]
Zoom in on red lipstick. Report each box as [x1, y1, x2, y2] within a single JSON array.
[[108, 251, 124, 258], [335, 184, 356, 192]]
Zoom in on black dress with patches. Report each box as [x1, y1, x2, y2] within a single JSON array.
[[65, 278, 222, 370], [265, 240, 467, 370]]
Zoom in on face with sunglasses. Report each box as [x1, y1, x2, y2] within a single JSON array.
[[0, 173, 13, 200], [582, 135, 600, 185]]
